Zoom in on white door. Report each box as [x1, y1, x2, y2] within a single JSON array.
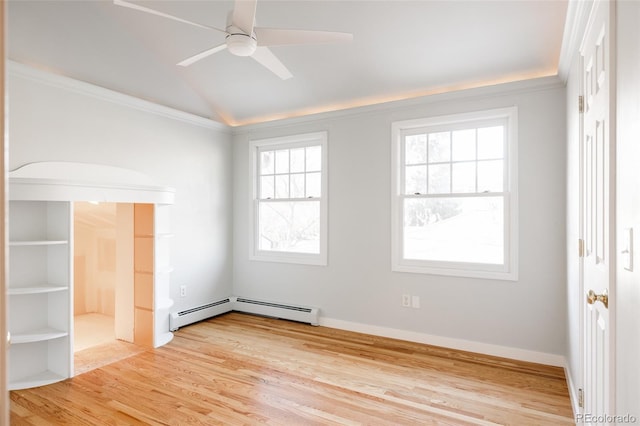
[[580, 0, 615, 421]]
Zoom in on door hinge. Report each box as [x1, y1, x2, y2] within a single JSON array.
[[579, 238, 585, 258], [579, 95, 584, 113], [578, 388, 584, 408]]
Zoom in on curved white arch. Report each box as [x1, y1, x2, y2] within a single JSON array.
[[9, 162, 175, 204]]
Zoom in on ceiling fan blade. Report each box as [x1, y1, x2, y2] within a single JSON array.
[[177, 44, 227, 67], [251, 47, 292, 80], [114, 0, 227, 34], [232, 0, 257, 34], [255, 28, 353, 46]]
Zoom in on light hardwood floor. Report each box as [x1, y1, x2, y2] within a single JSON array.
[[10, 312, 574, 425]]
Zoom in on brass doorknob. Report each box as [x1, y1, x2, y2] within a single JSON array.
[[587, 289, 608, 309]]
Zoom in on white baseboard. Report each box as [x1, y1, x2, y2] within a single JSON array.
[[319, 317, 566, 367], [564, 361, 580, 418]]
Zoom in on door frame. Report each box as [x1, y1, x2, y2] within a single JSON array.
[[1, 0, 8, 422]]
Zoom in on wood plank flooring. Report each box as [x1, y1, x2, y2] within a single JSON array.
[[74, 340, 147, 376], [10, 312, 574, 425]]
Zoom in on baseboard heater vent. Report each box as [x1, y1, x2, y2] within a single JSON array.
[[231, 296, 319, 326], [169, 298, 233, 331], [169, 296, 320, 331]]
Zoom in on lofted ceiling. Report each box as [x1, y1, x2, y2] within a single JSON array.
[[8, 0, 569, 126]]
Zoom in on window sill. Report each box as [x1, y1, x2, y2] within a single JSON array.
[[250, 251, 327, 266], [392, 263, 518, 281]]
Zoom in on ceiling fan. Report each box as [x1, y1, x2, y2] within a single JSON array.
[[114, 0, 353, 80]]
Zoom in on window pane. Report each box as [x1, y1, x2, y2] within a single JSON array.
[[428, 132, 450, 163], [260, 176, 274, 199], [452, 162, 476, 193], [260, 151, 274, 175], [428, 164, 450, 194], [405, 165, 427, 194], [290, 148, 305, 173], [306, 146, 322, 172], [291, 173, 305, 198], [405, 134, 427, 165], [478, 160, 504, 192], [306, 172, 321, 198], [403, 197, 504, 264], [478, 126, 504, 160], [275, 149, 289, 174], [452, 129, 476, 161], [259, 201, 320, 254], [275, 174, 289, 198]]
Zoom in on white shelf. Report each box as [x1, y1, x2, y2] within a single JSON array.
[[8, 199, 72, 389], [8, 370, 66, 391], [9, 240, 68, 246], [157, 233, 175, 239], [12, 328, 68, 344], [8, 285, 68, 295]]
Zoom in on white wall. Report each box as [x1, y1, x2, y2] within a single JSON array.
[[233, 78, 567, 358], [615, 0, 640, 418], [8, 65, 234, 313]]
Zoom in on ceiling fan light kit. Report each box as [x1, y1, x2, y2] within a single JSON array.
[[114, 0, 352, 80], [226, 30, 258, 57]]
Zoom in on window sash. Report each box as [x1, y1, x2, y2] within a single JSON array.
[[399, 193, 511, 272], [399, 120, 508, 197]]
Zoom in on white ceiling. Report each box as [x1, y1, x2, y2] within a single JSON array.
[[8, 0, 568, 126]]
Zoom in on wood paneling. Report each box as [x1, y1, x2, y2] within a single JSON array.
[[133, 203, 154, 347], [10, 312, 574, 424]]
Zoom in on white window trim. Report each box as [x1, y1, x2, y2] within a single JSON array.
[[391, 107, 518, 280], [249, 131, 328, 266]]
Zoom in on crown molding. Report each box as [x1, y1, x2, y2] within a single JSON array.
[[8, 60, 230, 133]]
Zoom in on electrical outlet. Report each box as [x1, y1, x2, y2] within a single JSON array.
[[402, 294, 411, 307], [411, 295, 421, 309], [180, 285, 186, 297]]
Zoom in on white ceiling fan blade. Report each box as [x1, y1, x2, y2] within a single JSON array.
[[255, 28, 353, 46], [232, 0, 257, 34], [251, 47, 292, 80], [114, 0, 227, 35], [177, 44, 227, 67]]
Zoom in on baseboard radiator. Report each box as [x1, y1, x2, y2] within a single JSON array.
[[169, 296, 320, 331], [169, 298, 233, 331], [231, 296, 320, 326]]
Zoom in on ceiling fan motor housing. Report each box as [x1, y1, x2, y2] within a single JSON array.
[[226, 26, 257, 56]]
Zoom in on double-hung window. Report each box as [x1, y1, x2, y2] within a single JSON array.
[[250, 132, 328, 265], [391, 107, 518, 280]]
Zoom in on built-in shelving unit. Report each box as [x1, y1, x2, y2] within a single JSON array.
[[8, 162, 176, 389], [8, 200, 73, 390]]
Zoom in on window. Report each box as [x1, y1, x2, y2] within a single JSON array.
[[391, 107, 518, 280], [250, 132, 328, 265]]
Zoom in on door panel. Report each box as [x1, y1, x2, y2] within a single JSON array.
[[581, 0, 614, 422]]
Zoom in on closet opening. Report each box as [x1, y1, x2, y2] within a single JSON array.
[[73, 202, 154, 374]]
